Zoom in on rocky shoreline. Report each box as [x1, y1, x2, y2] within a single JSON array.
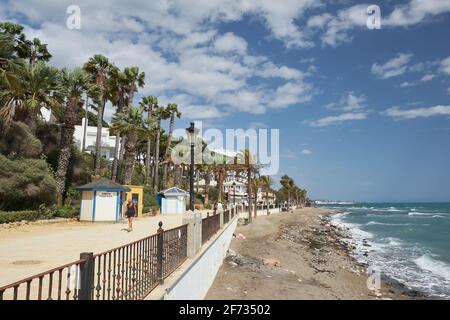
[[322, 210, 430, 299], [206, 207, 417, 300]]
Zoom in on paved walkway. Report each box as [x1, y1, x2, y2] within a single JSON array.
[[0, 214, 184, 287]]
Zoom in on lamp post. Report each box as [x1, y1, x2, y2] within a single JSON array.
[[185, 122, 197, 211], [232, 181, 236, 207]]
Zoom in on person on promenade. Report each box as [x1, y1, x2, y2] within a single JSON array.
[[213, 201, 218, 215], [124, 200, 136, 232]]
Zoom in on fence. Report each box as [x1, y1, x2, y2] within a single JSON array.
[[201, 213, 221, 245], [0, 223, 188, 300]]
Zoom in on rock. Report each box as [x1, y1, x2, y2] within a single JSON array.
[[228, 261, 238, 267], [263, 258, 281, 267], [228, 249, 237, 257], [236, 233, 247, 240]]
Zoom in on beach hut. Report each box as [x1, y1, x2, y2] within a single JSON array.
[[77, 178, 130, 222], [124, 185, 144, 217], [159, 187, 187, 214]]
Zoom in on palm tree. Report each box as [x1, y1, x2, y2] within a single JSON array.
[[280, 174, 295, 207], [117, 67, 145, 180], [108, 69, 128, 181], [111, 106, 148, 185], [162, 103, 181, 188], [152, 105, 169, 191], [83, 55, 116, 177], [55, 68, 96, 206], [0, 61, 59, 129], [260, 175, 274, 215], [140, 96, 158, 186], [251, 176, 263, 218]]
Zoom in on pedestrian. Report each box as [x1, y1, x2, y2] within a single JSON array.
[[124, 199, 136, 232]]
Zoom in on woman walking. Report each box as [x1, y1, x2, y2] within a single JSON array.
[[124, 199, 136, 232]]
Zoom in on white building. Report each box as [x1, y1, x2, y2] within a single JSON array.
[[74, 118, 117, 161]]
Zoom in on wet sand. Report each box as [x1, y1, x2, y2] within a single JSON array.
[[206, 207, 408, 300]]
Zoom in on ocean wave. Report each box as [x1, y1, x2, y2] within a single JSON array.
[[408, 212, 431, 216], [366, 221, 412, 226], [414, 255, 450, 282]]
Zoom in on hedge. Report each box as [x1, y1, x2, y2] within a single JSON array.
[[0, 205, 79, 224]]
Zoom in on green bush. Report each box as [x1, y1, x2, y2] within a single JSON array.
[[0, 154, 58, 210], [0, 205, 80, 224], [143, 186, 159, 210], [0, 210, 41, 224]]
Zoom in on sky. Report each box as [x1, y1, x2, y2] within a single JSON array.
[[1, 0, 450, 202]]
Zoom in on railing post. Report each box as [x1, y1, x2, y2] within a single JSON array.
[[79, 252, 94, 300], [183, 211, 198, 258], [219, 209, 224, 229], [157, 221, 164, 284]]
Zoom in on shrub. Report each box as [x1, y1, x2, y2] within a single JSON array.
[[0, 154, 58, 210], [0, 205, 80, 224], [143, 186, 159, 210]]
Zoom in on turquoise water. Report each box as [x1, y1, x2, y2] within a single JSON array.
[[320, 203, 450, 298]]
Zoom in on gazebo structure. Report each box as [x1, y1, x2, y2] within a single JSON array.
[[77, 178, 130, 222]]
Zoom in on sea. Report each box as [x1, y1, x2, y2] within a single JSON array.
[[318, 203, 450, 299]]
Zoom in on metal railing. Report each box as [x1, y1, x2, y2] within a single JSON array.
[[0, 258, 86, 300], [201, 213, 221, 245], [0, 222, 188, 300]]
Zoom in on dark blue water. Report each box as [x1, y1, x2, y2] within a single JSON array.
[[320, 203, 450, 298]]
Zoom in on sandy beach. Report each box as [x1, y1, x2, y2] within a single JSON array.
[[206, 207, 409, 300]]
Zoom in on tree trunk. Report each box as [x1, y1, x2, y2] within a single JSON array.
[[145, 107, 152, 186], [204, 171, 211, 206], [94, 99, 106, 177], [111, 133, 120, 181], [266, 190, 270, 215], [247, 168, 252, 223], [123, 132, 137, 185], [217, 169, 224, 202], [55, 97, 78, 206], [153, 119, 161, 191], [162, 114, 174, 188], [253, 188, 258, 218]]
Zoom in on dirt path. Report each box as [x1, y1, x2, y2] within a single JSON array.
[[0, 214, 184, 286], [206, 207, 406, 300]]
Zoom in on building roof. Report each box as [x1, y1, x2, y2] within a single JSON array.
[[159, 187, 187, 195], [77, 178, 131, 191]]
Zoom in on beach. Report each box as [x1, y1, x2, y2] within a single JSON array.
[[206, 207, 408, 300]]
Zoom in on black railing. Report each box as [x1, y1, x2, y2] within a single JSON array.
[[0, 258, 86, 300], [201, 213, 221, 245], [0, 222, 188, 300]]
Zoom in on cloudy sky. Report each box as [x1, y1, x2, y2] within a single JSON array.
[[2, 0, 450, 202]]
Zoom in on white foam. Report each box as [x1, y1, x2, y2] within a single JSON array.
[[414, 255, 450, 282], [366, 221, 412, 226], [408, 212, 431, 216]]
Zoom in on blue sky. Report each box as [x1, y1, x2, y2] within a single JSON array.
[[1, 0, 450, 202]]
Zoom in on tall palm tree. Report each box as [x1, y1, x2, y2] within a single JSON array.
[[117, 67, 145, 181], [140, 96, 158, 186], [152, 105, 169, 191], [162, 103, 181, 188], [280, 174, 295, 208], [111, 106, 147, 185], [83, 55, 116, 177], [55, 68, 96, 206], [0, 61, 59, 129], [108, 69, 128, 181], [260, 175, 274, 215], [251, 176, 263, 218]]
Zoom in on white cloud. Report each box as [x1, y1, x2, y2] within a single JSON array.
[[301, 149, 312, 155], [384, 0, 450, 27], [371, 53, 413, 79], [400, 81, 417, 88], [311, 0, 450, 47], [420, 74, 435, 82], [383, 105, 450, 119], [440, 57, 450, 75], [327, 92, 366, 111], [2, 1, 316, 121], [214, 32, 247, 54], [307, 112, 367, 127]]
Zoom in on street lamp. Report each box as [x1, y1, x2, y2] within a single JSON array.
[[185, 122, 198, 211], [232, 181, 236, 207]]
